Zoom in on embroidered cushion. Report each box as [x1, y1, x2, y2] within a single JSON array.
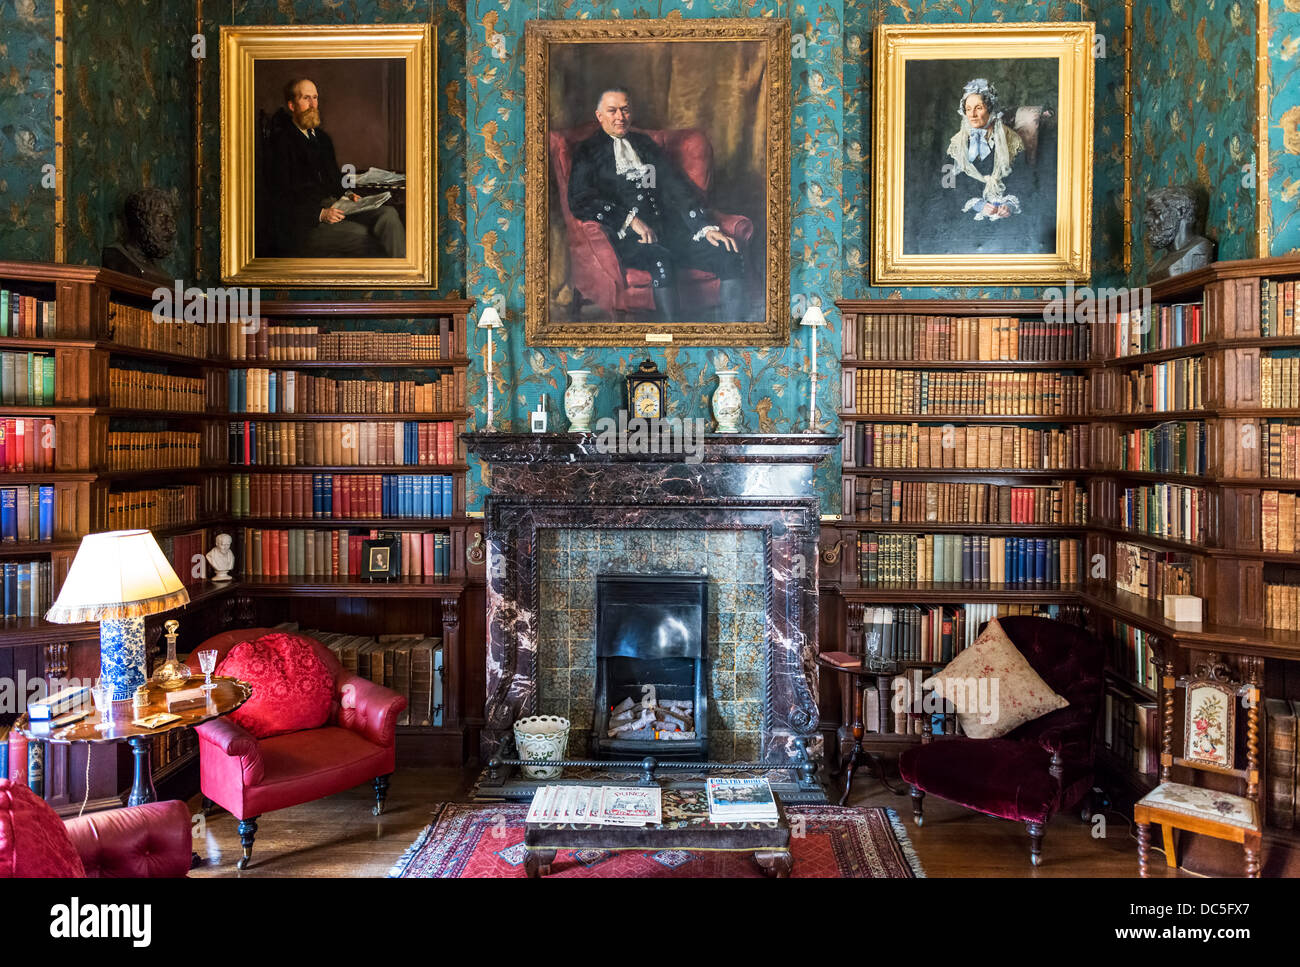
[[1137, 782, 1260, 831], [923, 616, 1069, 739], [0, 778, 86, 878], [217, 633, 335, 739]]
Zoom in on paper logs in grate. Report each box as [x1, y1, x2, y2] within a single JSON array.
[[606, 696, 696, 741]]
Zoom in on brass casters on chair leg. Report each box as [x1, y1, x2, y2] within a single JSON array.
[[1026, 821, 1045, 867], [236, 816, 259, 871], [373, 773, 392, 816]]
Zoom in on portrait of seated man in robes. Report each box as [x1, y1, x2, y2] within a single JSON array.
[[902, 72, 1057, 257], [565, 87, 747, 323], [263, 78, 406, 259]]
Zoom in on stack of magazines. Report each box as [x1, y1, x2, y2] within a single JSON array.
[[525, 784, 663, 827], [706, 778, 779, 823]]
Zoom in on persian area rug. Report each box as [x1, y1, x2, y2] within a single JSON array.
[[388, 803, 925, 878]]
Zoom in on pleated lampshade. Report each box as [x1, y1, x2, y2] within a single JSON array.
[[45, 530, 190, 624]]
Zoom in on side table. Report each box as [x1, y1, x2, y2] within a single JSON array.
[[19, 676, 252, 807], [815, 653, 904, 804]]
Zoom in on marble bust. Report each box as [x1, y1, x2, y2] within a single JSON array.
[[1145, 186, 1215, 282], [206, 533, 235, 582]]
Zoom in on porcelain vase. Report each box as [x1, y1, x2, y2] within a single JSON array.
[[712, 370, 743, 433], [513, 715, 571, 780], [564, 370, 596, 432]]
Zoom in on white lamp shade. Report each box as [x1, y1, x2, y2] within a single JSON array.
[[45, 529, 189, 624], [477, 306, 503, 329], [800, 305, 827, 327]]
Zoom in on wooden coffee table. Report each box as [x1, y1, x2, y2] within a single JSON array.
[[523, 786, 793, 878]]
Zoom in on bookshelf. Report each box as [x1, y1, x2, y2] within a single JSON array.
[[832, 258, 1300, 869], [0, 260, 485, 808]]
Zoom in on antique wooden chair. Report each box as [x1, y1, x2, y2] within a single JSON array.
[[1134, 654, 1263, 877]]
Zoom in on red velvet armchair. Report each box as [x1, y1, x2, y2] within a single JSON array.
[[898, 616, 1105, 867], [188, 628, 406, 870], [2, 779, 192, 878], [549, 123, 753, 316]]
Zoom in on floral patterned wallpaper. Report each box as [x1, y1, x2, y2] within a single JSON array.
[[1270, 1, 1300, 255], [63, 0, 196, 275], [1130, 0, 1256, 279], [0, 0, 57, 262], [464, 0, 845, 512]]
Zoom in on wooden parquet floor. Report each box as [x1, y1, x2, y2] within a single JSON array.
[[186, 766, 1169, 878]]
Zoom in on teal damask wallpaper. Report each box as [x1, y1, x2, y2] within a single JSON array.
[[0, 0, 57, 262], [1130, 0, 1256, 280], [463, 0, 844, 513], [1270, 2, 1300, 255]]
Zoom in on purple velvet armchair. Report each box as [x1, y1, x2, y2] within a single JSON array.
[[898, 616, 1105, 866]]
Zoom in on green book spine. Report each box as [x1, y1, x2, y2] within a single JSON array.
[[42, 355, 54, 406], [24, 353, 34, 406], [0, 353, 13, 405], [0, 291, 8, 337]]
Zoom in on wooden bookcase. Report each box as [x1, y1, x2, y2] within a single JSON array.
[[0, 261, 485, 810], [833, 260, 1300, 870]]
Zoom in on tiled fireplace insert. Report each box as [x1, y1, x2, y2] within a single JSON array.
[[465, 432, 838, 765]]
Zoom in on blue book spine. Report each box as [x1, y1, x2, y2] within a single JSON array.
[[38, 485, 53, 542], [441, 475, 451, 518], [382, 475, 392, 516], [312, 474, 322, 518], [268, 372, 277, 414], [0, 488, 16, 543], [1035, 538, 1047, 586], [228, 369, 239, 412]]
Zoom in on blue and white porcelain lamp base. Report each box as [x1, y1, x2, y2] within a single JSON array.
[[99, 616, 148, 701]]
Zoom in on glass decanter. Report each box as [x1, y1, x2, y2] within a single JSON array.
[[152, 619, 192, 691]]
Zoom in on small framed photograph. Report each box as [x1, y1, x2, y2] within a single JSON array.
[[362, 537, 400, 582]]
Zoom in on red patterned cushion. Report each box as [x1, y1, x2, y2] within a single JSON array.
[[216, 633, 335, 739], [0, 779, 86, 878]]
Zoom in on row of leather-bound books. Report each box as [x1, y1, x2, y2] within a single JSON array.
[[106, 429, 201, 470], [841, 422, 1090, 472], [109, 366, 207, 412], [223, 320, 463, 362], [856, 532, 1083, 588], [844, 369, 1088, 416], [291, 625, 443, 727], [843, 315, 1092, 362], [851, 478, 1088, 526], [230, 367, 464, 414], [227, 420, 458, 467]]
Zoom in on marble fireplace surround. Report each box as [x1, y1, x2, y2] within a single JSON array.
[[465, 432, 839, 763]]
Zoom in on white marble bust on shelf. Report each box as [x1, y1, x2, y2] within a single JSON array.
[[206, 533, 235, 582]]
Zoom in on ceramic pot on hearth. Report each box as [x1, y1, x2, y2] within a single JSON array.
[[513, 715, 571, 780], [712, 369, 743, 433], [564, 370, 595, 433]]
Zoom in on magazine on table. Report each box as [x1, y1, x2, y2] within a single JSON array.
[[706, 777, 779, 823], [525, 784, 663, 826]]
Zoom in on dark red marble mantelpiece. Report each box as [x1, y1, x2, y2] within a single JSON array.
[[465, 432, 839, 763]]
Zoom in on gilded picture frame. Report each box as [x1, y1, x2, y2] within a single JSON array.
[[524, 18, 790, 347], [220, 24, 435, 287], [871, 23, 1094, 285]]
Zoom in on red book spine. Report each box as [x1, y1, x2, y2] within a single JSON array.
[[418, 423, 430, 466], [243, 421, 252, 464], [422, 532, 434, 577], [370, 474, 380, 517], [409, 532, 422, 577], [8, 730, 28, 785], [278, 529, 289, 576], [331, 475, 341, 519], [348, 535, 362, 577]]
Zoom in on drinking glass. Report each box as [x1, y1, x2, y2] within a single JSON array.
[[197, 649, 219, 691], [90, 682, 113, 731]]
